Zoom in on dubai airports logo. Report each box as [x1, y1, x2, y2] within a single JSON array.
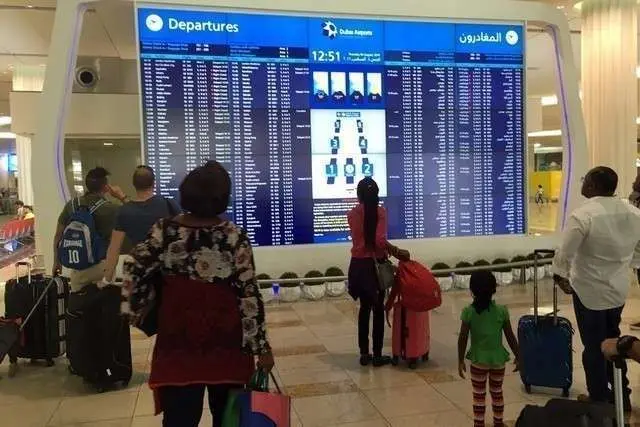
[[145, 14, 164, 32], [505, 30, 519, 46], [322, 21, 338, 39]]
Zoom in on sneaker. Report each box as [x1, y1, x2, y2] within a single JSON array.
[[630, 322, 640, 331], [359, 354, 372, 366], [372, 355, 392, 367], [8, 363, 18, 378]]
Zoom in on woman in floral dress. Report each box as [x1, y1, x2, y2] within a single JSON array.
[[122, 161, 274, 427]]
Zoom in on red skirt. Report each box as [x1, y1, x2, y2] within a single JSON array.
[[149, 275, 253, 414]]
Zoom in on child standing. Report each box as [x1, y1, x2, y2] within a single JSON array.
[[458, 271, 519, 427]]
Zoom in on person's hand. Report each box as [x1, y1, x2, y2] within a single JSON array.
[[601, 338, 619, 361], [257, 351, 275, 373], [107, 185, 127, 202], [458, 362, 466, 379], [553, 274, 573, 295], [396, 249, 410, 262], [513, 358, 520, 372]]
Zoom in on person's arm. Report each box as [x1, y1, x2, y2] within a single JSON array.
[[233, 229, 274, 371], [551, 213, 588, 281], [103, 230, 126, 283], [378, 209, 410, 261], [52, 222, 65, 276], [122, 220, 165, 319], [457, 320, 470, 378], [503, 316, 520, 370], [602, 337, 640, 363]]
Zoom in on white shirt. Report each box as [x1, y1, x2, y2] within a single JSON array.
[[552, 196, 640, 310]]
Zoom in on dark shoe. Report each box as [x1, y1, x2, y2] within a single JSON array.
[[372, 355, 391, 367], [359, 354, 372, 366]]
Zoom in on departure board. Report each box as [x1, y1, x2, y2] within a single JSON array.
[[136, 7, 526, 246]]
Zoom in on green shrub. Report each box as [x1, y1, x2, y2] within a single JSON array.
[[511, 255, 526, 263], [431, 262, 451, 278], [325, 267, 345, 282], [455, 261, 472, 275], [492, 258, 510, 273], [303, 270, 324, 286], [279, 272, 300, 288], [256, 273, 272, 289]]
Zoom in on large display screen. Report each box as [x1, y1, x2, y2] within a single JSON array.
[[136, 6, 526, 246]]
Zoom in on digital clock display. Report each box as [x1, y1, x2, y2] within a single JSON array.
[[311, 50, 341, 62]]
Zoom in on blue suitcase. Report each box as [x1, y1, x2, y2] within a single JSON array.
[[518, 249, 573, 397]]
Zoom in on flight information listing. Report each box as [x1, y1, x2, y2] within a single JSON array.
[[137, 7, 526, 246]]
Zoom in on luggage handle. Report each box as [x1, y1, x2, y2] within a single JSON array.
[[532, 249, 557, 326], [613, 357, 625, 427], [15, 261, 31, 284], [19, 276, 58, 332]]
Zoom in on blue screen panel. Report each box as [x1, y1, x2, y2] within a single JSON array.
[[136, 6, 526, 245]]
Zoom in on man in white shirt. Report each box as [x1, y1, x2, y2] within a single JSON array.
[[552, 166, 640, 410]]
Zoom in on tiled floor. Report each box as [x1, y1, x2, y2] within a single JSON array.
[[4, 278, 640, 426]]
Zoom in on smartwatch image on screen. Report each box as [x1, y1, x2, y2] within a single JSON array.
[[357, 120, 364, 134], [359, 136, 368, 155], [344, 158, 356, 184], [362, 158, 374, 177], [334, 120, 341, 134], [325, 158, 338, 185], [330, 136, 340, 155]]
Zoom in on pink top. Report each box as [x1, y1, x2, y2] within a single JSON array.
[[347, 204, 389, 259]]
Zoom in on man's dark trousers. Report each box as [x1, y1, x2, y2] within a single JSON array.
[[573, 293, 630, 406]]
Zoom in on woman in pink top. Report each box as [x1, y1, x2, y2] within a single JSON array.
[[347, 178, 410, 367]]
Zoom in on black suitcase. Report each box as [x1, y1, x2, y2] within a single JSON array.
[[67, 284, 132, 392], [4, 262, 68, 365]]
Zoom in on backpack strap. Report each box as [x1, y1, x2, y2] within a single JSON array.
[[88, 198, 107, 214]]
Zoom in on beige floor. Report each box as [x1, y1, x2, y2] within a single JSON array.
[[4, 279, 640, 426]]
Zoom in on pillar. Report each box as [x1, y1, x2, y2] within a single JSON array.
[[581, 0, 638, 196], [12, 65, 45, 207]]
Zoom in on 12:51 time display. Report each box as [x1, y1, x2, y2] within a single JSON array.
[[311, 50, 342, 62]]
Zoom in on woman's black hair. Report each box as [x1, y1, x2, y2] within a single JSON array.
[[356, 177, 379, 250], [469, 270, 497, 314], [179, 160, 231, 218]]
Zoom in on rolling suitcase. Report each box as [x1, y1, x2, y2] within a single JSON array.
[[514, 362, 625, 426], [67, 284, 132, 392], [4, 262, 68, 365], [390, 302, 430, 369], [518, 249, 573, 397]]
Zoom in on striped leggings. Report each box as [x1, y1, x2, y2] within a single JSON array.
[[470, 364, 505, 427]]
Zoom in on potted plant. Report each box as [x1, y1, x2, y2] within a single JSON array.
[[492, 258, 512, 286], [454, 261, 472, 289], [526, 253, 545, 281], [302, 270, 326, 301], [431, 262, 453, 292], [511, 255, 528, 283], [279, 272, 301, 302], [325, 266, 347, 297], [256, 273, 274, 304]]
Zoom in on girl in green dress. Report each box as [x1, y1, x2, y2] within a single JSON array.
[[458, 271, 520, 427]]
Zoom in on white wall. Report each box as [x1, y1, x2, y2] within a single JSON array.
[[10, 92, 140, 136]]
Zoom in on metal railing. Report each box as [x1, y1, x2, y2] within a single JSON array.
[[256, 258, 553, 285]]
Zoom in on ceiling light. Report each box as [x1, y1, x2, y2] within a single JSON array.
[[540, 95, 558, 106], [103, 142, 114, 146], [0, 117, 11, 126], [528, 129, 562, 137], [26, 4, 34, 8], [636, 117, 640, 125], [574, 1, 582, 10], [556, 5, 565, 9], [534, 143, 542, 148], [0, 132, 16, 139]]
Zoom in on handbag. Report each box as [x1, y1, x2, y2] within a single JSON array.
[[132, 219, 171, 337], [223, 370, 291, 427], [374, 257, 396, 292]]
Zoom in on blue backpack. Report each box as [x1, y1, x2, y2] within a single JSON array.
[[58, 197, 107, 270]]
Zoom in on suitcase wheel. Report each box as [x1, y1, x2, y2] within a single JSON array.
[[408, 359, 418, 370], [391, 356, 399, 366], [524, 384, 532, 394], [562, 388, 570, 398], [422, 352, 429, 362]]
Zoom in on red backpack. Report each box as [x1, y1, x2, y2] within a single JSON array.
[[387, 260, 442, 312]]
